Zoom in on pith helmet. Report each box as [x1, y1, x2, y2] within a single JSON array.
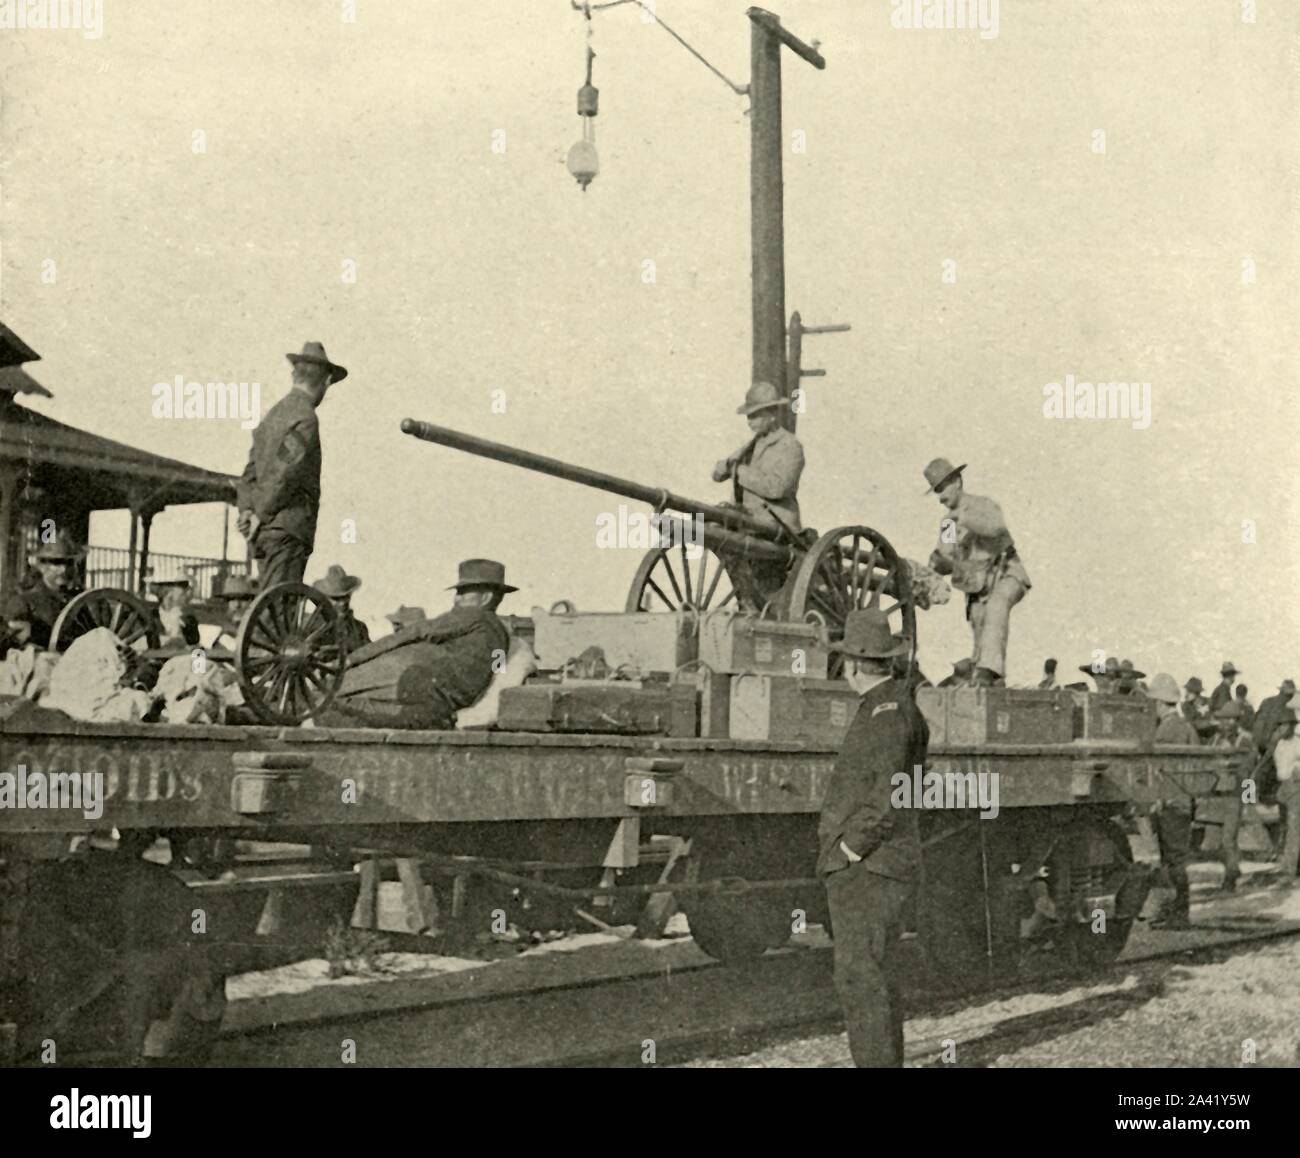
[[287, 340, 348, 385], [737, 380, 786, 417], [1147, 672, 1181, 704], [828, 609, 907, 660], [448, 558, 518, 593], [922, 457, 966, 494]]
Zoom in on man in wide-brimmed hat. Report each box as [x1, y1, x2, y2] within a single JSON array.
[[1148, 673, 1199, 927], [712, 380, 804, 536], [1181, 675, 1210, 729], [1208, 660, 1240, 715], [2, 529, 85, 650], [327, 559, 515, 730], [1079, 655, 1121, 693], [312, 563, 369, 653], [817, 609, 928, 1068], [236, 340, 348, 590], [1115, 658, 1147, 696], [924, 457, 1030, 687]]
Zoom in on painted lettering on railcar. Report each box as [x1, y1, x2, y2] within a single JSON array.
[[8, 745, 203, 804]]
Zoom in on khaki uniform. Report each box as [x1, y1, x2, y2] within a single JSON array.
[[727, 426, 804, 534], [237, 390, 321, 587], [929, 493, 1030, 678]]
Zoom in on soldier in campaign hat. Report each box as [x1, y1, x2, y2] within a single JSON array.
[[327, 560, 516, 730], [1208, 661, 1240, 715], [2, 529, 85, 651], [237, 341, 348, 590], [1079, 655, 1121, 693], [312, 564, 370, 654], [712, 381, 804, 536], [924, 457, 1030, 687], [1115, 659, 1147, 696], [818, 609, 928, 1068]]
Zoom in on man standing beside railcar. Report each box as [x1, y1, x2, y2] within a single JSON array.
[[924, 457, 1030, 688], [237, 341, 347, 589], [818, 609, 929, 1068], [1148, 673, 1199, 928]]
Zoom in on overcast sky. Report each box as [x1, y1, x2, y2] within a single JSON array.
[[2, 0, 1296, 691]]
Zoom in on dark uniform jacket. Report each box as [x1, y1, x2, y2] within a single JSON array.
[[817, 675, 930, 881], [342, 604, 508, 717], [1253, 692, 1292, 751], [4, 581, 81, 650], [237, 390, 322, 545], [1208, 680, 1235, 716], [339, 610, 371, 654]]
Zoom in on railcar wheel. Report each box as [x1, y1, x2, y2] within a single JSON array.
[[787, 526, 916, 679], [235, 583, 345, 725], [13, 854, 226, 1065], [625, 539, 737, 613], [1048, 819, 1141, 969], [49, 588, 159, 654], [681, 890, 793, 963]]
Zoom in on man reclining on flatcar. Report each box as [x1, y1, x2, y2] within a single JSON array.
[[320, 559, 516, 730]]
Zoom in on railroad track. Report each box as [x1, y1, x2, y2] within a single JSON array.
[[208, 884, 1300, 1068]]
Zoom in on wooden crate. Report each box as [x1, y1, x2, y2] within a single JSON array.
[[1071, 692, 1157, 743], [498, 680, 697, 736], [728, 675, 861, 747], [945, 687, 1074, 745], [697, 611, 829, 678], [531, 611, 697, 675], [672, 669, 731, 738]]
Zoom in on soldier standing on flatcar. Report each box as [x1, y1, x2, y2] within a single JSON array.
[[1148, 673, 1199, 928], [236, 341, 347, 589], [923, 457, 1030, 688], [818, 608, 929, 1068]]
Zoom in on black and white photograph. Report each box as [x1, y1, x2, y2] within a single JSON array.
[[0, 0, 1297, 1133]]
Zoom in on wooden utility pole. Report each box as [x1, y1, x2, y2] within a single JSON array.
[[747, 8, 823, 427]]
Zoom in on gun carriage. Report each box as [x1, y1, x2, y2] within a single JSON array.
[[399, 418, 916, 680]]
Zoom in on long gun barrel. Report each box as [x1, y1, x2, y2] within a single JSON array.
[[400, 419, 782, 544]]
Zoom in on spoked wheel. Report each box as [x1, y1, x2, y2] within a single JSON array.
[[49, 588, 160, 654], [1047, 818, 1146, 969], [787, 526, 916, 679], [625, 539, 737, 613], [235, 583, 345, 725]]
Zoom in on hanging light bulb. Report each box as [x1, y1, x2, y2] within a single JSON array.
[[567, 46, 599, 192]]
